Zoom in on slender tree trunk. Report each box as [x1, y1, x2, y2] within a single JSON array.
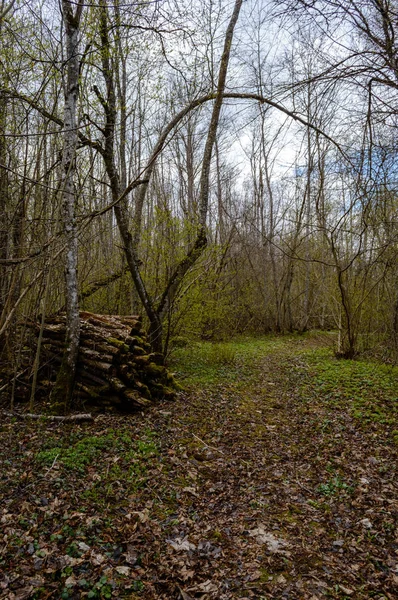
[[0, 92, 9, 335], [155, 0, 244, 322], [96, 1, 164, 352], [96, 0, 243, 354], [50, 0, 83, 414]]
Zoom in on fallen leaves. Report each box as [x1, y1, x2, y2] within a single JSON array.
[[249, 526, 290, 553], [1, 335, 397, 599], [166, 537, 196, 552]]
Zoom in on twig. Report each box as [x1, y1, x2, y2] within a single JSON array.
[[192, 433, 224, 455], [45, 453, 60, 476], [3, 411, 94, 422]]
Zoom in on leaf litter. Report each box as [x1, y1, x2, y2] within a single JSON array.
[[0, 334, 397, 598]]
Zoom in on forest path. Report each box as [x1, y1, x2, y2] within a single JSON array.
[[155, 336, 397, 599], [1, 334, 397, 599]]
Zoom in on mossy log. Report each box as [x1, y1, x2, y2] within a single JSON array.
[[22, 312, 176, 412]]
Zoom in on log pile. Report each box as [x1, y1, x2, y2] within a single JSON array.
[[25, 312, 176, 411]]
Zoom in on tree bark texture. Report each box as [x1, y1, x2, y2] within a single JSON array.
[[19, 312, 176, 412], [50, 1, 83, 414]]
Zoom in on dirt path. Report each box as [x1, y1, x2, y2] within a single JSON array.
[[1, 336, 397, 599]]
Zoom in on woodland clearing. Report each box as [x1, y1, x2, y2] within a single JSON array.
[[1, 333, 397, 599]]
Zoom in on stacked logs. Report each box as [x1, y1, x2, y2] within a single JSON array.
[[25, 312, 176, 411]]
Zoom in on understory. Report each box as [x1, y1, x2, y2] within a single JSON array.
[[1, 333, 397, 599]]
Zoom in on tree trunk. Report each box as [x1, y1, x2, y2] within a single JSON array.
[[155, 0, 244, 322], [50, 0, 83, 414]]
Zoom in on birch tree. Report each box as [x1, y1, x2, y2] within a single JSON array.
[[50, 0, 83, 413]]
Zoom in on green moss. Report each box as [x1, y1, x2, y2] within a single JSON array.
[[146, 362, 166, 378], [130, 346, 147, 356], [108, 338, 129, 352], [259, 568, 274, 583], [133, 381, 151, 398], [129, 336, 151, 351]]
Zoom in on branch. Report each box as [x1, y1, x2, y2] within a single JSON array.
[[79, 265, 129, 301], [3, 411, 94, 422], [4, 90, 104, 153]]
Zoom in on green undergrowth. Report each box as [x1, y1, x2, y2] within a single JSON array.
[[170, 335, 297, 387], [171, 333, 398, 442], [36, 428, 159, 473], [303, 347, 398, 440]]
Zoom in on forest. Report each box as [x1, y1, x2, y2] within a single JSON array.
[[0, 0, 397, 599]]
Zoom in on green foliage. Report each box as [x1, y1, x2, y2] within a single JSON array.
[[304, 348, 398, 433], [61, 576, 113, 599], [86, 576, 112, 599], [170, 336, 190, 348], [317, 475, 354, 497], [36, 434, 115, 472], [36, 429, 158, 473]]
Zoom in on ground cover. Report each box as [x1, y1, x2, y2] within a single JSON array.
[[0, 333, 397, 599]]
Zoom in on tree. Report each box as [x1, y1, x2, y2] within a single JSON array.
[[50, 0, 84, 413], [83, 0, 243, 353]]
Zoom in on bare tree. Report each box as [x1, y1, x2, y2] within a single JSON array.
[[50, 0, 84, 414]]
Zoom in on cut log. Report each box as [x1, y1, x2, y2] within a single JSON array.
[[19, 312, 177, 412]]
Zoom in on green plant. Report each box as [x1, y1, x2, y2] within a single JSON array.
[[207, 343, 237, 365], [317, 475, 354, 496], [36, 434, 114, 472], [66, 542, 81, 558], [131, 580, 144, 592], [87, 576, 112, 599], [35, 429, 158, 475], [303, 348, 398, 438], [136, 439, 158, 456]]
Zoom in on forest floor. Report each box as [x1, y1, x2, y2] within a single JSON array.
[[1, 332, 398, 600]]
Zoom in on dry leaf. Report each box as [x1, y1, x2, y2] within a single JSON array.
[[91, 552, 106, 566], [178, 587, 195, 600], [116, 566, 130, 576], [182, 486, 199, 497], [189, 580, 218, 593], [359, 518, 372, 529], [249, 526, 289, 553], [179, 566, 195, 580], [133, 509, 150, 523], [125, 545, 138, 565], [249, 570, 262, 581], [166, 537, 196, 552], [77, 541, 90, 552], [339, 585, 354, 595]]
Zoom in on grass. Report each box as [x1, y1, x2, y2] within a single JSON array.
[[36, 428, 159, 473], [303, 347, 398, 437], [170, 335, 292, 387], [171, 333, 398, 442]]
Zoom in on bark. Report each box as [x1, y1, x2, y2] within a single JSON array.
[[22, 312, 176, 411], [155, 0, 244, 321], [97, 1, 164, 352], [3, 412, 94, 422], [0, 92, 9, 335], [50, 0, 83, 414]]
